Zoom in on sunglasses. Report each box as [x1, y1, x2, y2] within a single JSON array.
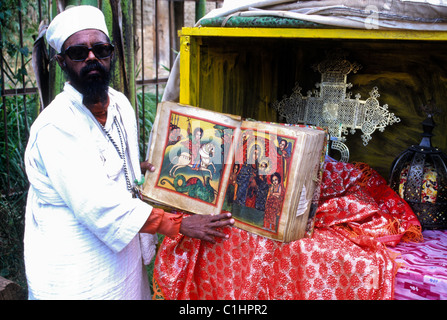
[[61, 43, 114, 61]]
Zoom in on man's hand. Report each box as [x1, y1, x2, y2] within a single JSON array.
[[141, 161, 155, 174], [180, 213, 235, 243]]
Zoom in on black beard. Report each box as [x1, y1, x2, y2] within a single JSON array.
[[65, 60, 111, 106]]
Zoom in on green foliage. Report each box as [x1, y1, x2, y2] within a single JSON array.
[[1, 0, 43, 88], [0, 94, 33, 296], [1, 0, 44, 295], [0, 94, 38, 194], [0, 193, 27, 296], [0, 93, 37, 296]]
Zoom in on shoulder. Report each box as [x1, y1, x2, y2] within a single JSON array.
[[29, 91, 91, 142], [108, 87, 133, 109], [108, 87, 137, 123], [31, 92, 75, 130]]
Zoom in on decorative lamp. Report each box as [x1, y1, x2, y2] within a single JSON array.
[[389, 103, 447, 229]]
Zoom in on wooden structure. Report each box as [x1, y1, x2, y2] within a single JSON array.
[[177, 27, 447, 178]]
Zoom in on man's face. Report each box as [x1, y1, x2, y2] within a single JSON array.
[[57, 29, 113, 105]]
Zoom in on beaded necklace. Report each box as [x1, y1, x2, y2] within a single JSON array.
[[99, 116, 133, 194]]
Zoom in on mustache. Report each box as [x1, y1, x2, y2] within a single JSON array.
[[80, 61, 108, 78]]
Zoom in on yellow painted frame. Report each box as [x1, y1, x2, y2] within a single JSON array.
[[178, 27, 447, 105], [181, 27, 447, 41], [179, 34, 191, 105]]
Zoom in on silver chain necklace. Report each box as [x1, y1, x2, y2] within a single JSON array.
[[99, 116, 133, 194]]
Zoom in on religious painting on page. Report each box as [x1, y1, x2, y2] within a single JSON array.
[[142, 102, 241, 216], [156, 111, 233, 204], [223, 127, 295, 236], [142, 102, 326, 242]]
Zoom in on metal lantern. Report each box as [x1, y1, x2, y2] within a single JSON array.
[[389, 106, 447, 230]]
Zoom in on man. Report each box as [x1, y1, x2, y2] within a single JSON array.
[[24, 5, 234, 300]]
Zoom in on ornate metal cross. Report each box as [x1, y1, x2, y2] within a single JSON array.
[[272, 49, 400, 162]]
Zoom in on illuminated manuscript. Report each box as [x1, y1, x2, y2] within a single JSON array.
[[141, 102, 326, 242]]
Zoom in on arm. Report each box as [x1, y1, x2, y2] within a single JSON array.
[[33, 124, 150, 253]]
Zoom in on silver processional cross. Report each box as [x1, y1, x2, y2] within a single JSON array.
[[272, 49, 400, 162]]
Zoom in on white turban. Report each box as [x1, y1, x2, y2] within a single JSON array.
[[46, 5, 109, 53]]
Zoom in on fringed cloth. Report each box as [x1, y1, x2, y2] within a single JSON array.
[[153, 160, 422, 300]]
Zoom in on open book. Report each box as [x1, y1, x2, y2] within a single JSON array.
[[141, 102, 326, 242]]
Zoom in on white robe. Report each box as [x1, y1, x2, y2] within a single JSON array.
[[24, 83, 157, 300]]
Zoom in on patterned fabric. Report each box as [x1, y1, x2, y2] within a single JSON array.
[[393, 230, 447, 300], [153, 160, 422, 300]]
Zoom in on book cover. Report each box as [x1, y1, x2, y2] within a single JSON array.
[[141, 102, 326, 242]]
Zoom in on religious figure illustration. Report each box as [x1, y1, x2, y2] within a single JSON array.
[[275, 137, 292, 186], [224, 129, 294, 234], [166, 113, 183, 146], [224, 163, 240, 205], [167, 117, 217, 179], [189, 125, 204, 170], [263, 172, 285, 231], [156, 112, 231, 205], [254, 162, 270, 212], [235, 143, 261, 206]]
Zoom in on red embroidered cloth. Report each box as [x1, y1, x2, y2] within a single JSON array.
[[153, 160, 422, 300]]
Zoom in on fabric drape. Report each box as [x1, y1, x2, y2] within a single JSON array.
[[153, 160, 421, 300]]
